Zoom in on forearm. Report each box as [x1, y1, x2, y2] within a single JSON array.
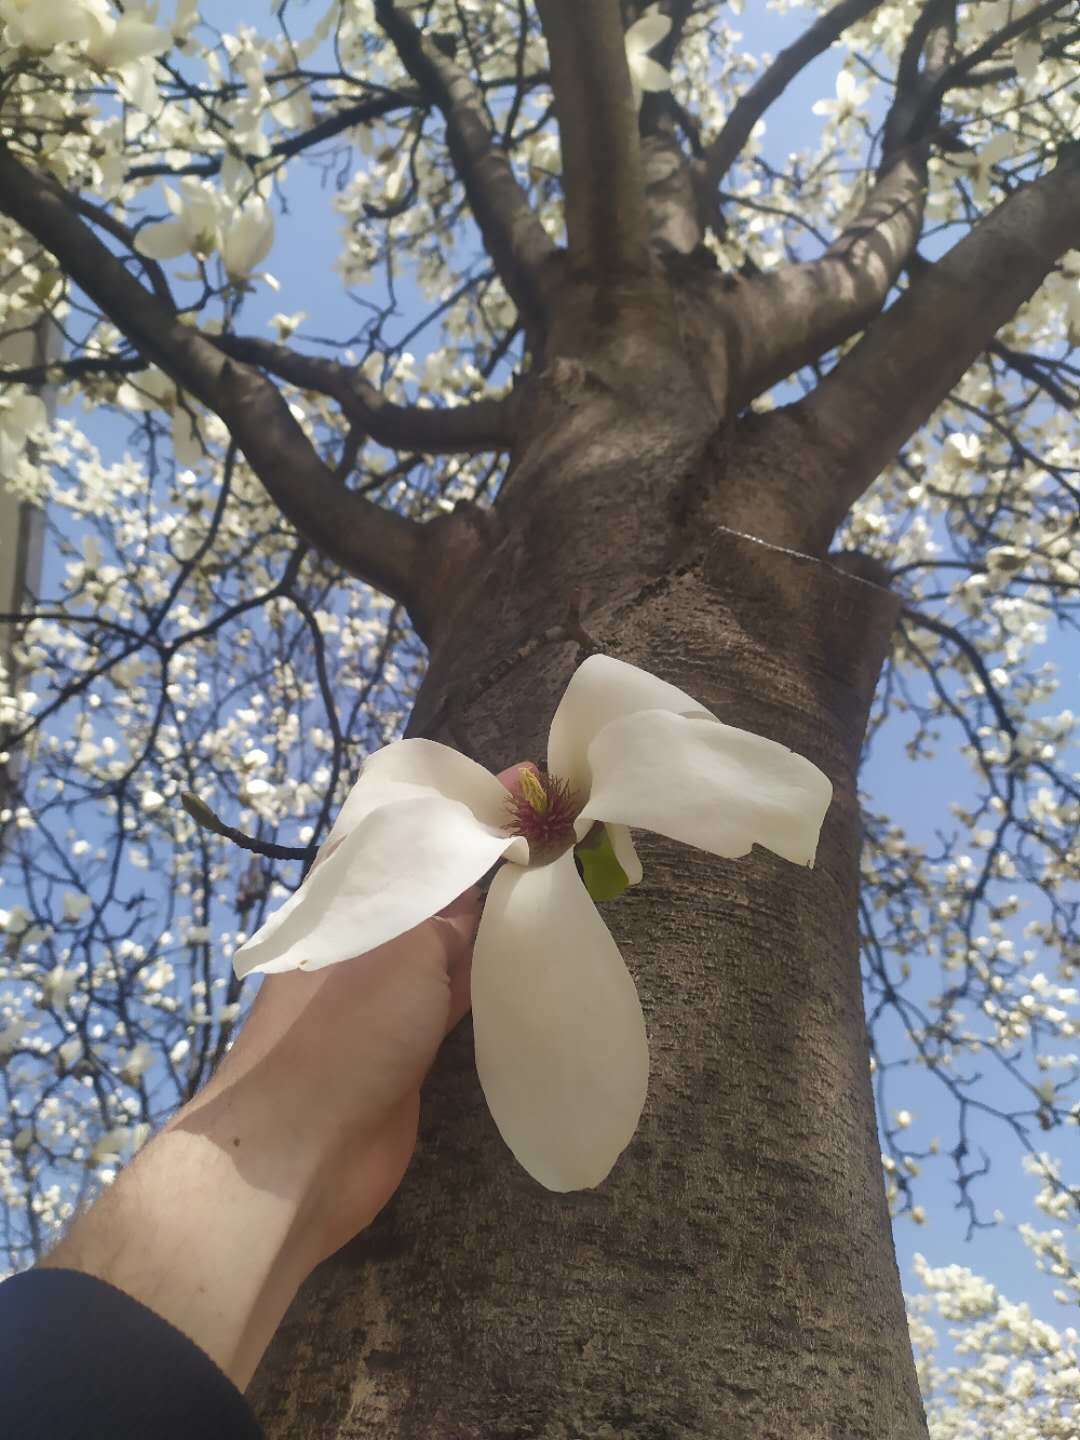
[[32, 912, 471, 1392], [38, 1074, 326, 1392]]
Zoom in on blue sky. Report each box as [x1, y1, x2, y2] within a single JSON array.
[[11, 0, 1074, 1330]]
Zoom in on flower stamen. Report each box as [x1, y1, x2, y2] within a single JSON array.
[[504, 769, 581, 862]]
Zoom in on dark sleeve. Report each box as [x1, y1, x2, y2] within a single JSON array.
[[0, 1267, 265, 1440]]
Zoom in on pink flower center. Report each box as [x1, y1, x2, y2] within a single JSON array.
[[503, 769, 582, 862]]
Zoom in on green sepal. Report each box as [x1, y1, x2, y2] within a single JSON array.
[[575, 823, 630, 902]]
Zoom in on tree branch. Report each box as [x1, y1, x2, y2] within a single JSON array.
[[535, 0, 650, 276], [909, 0, 1075, 135], [0, 355, 143, 385], [701, 0, 885, 193], [674, 0, 960, 410], [0, 143, 431, 621], [374, 0, 555, 334], [900, 607, 1016, 739], [723, 149, 926, 407], [883, 0, 956, 154], [989, 339, 1077, 411], [800, 145, 1080, 543], [210, 335, 515, 453], [896, 0, 952, 96]]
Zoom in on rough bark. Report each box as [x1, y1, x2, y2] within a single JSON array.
[[537, 0, 651, 277], [246, 365, 924, 1437]]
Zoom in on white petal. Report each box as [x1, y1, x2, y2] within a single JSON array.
[[319, 738, 527, 865], [234, 795, 516, 979], [836, 70, 857, 102], [578, 708, 833, 867], [134, 219, 190, 260], [625, 9, 671, 59], [632, 56, 672, 94], [605, 822, 643, 885], [10, 392, 47, 440], [548, 653, 712, 794], [221, 200, 275, 278], [96, 19, 169, 67], [982, 132, 1016, 164], [117, 58, 161, 116], [171, 409, 206, 469], [180, 182, 221, 245], [472, 851, 650, 1191]]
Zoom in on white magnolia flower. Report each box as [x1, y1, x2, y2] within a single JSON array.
[[134, 179, 221, 263], [235, 655, 832, 1192], [116, 367, 205, 468], [271, 310, 307, 340], [91, 1126, 131, 1164], [0, 0, 96, 51], [0, 389, 48, 475], [0, 1017, 27, 1058], [120, 1042, 153, 1082], [58, 1036, 83, 1070], [944, 131, 1017, 207], [624, 3, 672, 112], [84, 8, 169, 70], [1013, 35, 1041, 83], [42, 964, 80, 1011], [0, 904, 31, 935], [220, 197, 275, 281], [84, 4, 170, 112], [62, 890, 92, 923], [811, 69, 870, 128]]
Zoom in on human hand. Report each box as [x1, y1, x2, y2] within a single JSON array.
[[209, 761, 533, 1266]]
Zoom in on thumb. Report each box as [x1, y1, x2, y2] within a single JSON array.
[[494, 759, 538, 791]]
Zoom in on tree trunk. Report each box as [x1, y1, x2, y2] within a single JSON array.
[[246, 341, 927, 1438]]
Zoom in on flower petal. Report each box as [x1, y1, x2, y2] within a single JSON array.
[[319, 738, 527, 865], [548, 653, 712, 794], [578, 708, 833, 867], [171, 409, 204, 469], [605, 822, 643, 885], [234, 795, 516, 980], [632, 56, 672, 94], [625, 8, 672, 58], [471, 851, 650, 1191], [134, 219, 191, 260]]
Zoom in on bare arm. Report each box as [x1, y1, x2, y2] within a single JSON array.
[[37, 898, 483, 1391], [39, 1060, 328, 1392]]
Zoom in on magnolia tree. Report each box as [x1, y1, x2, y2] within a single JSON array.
[[0, 0, 1077, 1435]]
